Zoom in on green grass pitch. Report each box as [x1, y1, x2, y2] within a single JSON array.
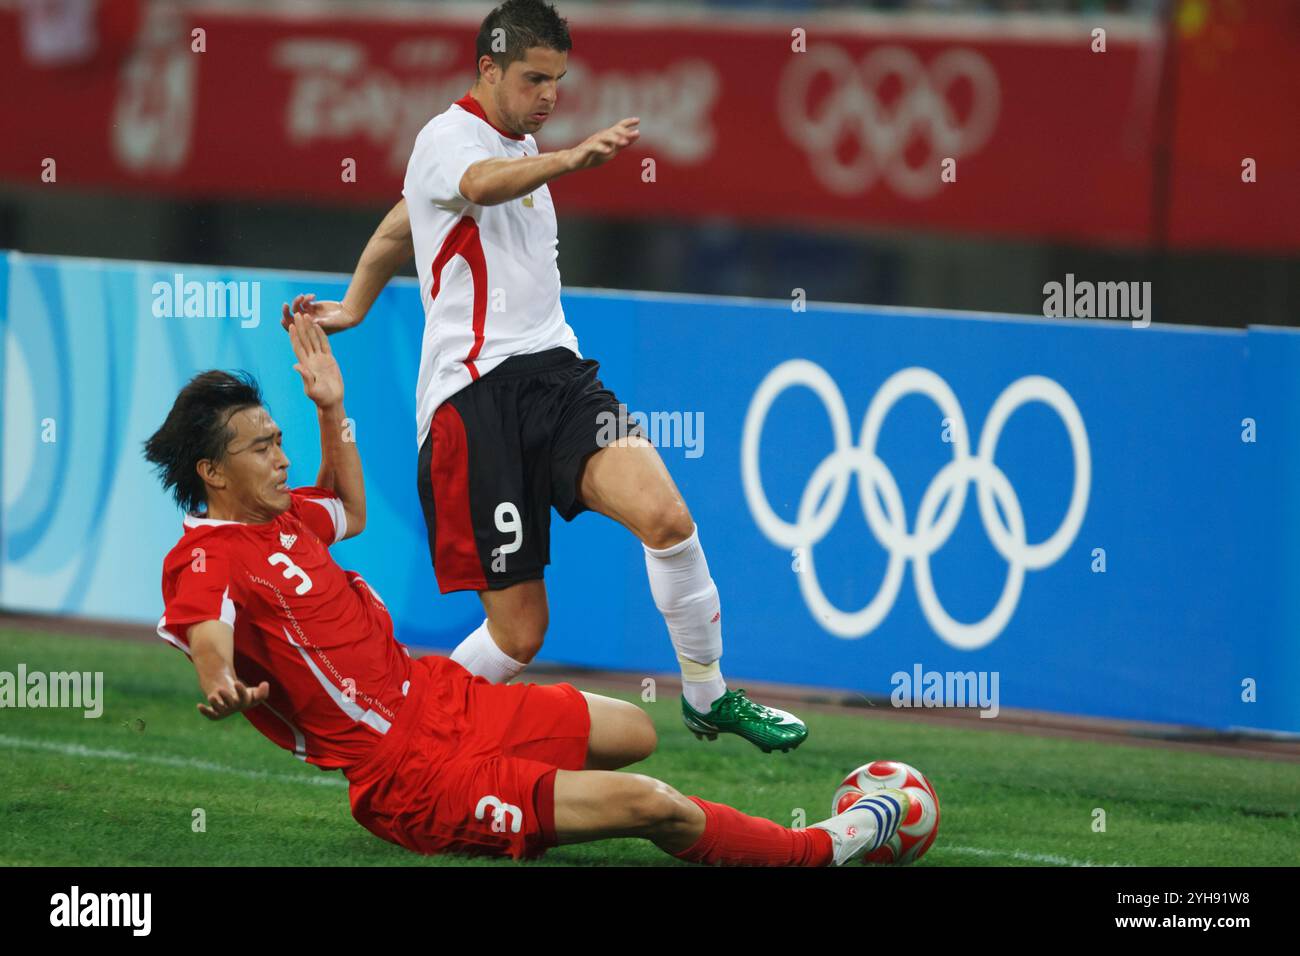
[[1, 627, 1297, 866]]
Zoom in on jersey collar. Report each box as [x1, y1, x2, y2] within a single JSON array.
[[184, 513, 243, 528], [454, 91, 525, 141]]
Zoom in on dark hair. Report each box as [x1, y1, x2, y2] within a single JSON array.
[[143, 370, 265, 514], [475, 0, 571, 77]]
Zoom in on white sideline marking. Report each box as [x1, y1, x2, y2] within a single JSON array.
[[945, 845, 1125, 867], [0, 733, 346, 789]]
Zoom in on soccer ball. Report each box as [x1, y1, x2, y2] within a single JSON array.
[[832, 760, 940, 864]]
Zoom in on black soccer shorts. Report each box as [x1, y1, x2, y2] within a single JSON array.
[[415, 347, 640, 593]]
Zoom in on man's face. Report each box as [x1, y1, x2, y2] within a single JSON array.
[[205, 406, 292, 519], [491, 46, 567, 135]]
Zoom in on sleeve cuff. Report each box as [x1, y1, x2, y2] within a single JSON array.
[[310, 496, 347, 543]]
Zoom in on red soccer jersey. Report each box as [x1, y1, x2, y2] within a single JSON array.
[[156, 487, 413, 770]]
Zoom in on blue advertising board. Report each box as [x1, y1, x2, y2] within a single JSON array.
[[2, 252, 1295, 733]]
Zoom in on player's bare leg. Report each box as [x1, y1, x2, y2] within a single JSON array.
[[551, 769, 911, 865], [578, 433, 694, 551], [577, 435, 808, 753], [553, 769, 704, 851], [581, 691, 657, 770], [448, 579, 548, 683]]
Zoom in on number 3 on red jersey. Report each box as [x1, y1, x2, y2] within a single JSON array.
[[268, 552, 313, 595]]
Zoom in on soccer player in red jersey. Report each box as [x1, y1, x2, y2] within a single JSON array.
[[144, 314, 907, 865], [280, 0, 807, 754]]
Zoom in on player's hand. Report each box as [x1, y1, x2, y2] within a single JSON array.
[[288, 311, 345, 410], [198, 679, 270, 721], [280, 293, 361, 335], [566, 117, 640, 171]]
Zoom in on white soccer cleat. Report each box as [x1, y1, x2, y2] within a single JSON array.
[[810, 788, 912, 866]]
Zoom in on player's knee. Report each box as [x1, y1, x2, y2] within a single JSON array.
[[507, 625, 546, 662], [641, 499, 694, 551], [627, 776, 696, 837], [629, 707, 657, 762], [487, 610, 547, 661], [594, 700, 656, 768]]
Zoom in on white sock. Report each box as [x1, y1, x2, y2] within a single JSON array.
[[643, 524, 727, 712], [449, 618, 528, 684], [681, 672, 727, 714]]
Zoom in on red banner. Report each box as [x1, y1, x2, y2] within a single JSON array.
[[2, 3, 1295, 251], [1165, 0, 1300, 253]]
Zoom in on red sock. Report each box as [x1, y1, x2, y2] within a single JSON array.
[[672, 797, 833, 867]]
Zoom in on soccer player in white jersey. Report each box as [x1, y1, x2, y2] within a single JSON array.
[[282, 0, 806, 753]]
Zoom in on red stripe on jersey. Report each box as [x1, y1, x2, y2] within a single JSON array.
[[429, 215, 488, 380], [429, 403, 488, 591]]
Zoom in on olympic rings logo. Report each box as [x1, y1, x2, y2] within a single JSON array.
[[778, 45, 1000, 198], [741, 362, 1090, 650]]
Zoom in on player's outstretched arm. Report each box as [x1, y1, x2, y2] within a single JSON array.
[[279, 198, 413, 335], [189, 620, 270, 721], [288, 312, 366, 539], [459, 117, 641, 206]]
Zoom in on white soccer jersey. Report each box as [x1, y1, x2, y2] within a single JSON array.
[[404, 91, 581, 445]]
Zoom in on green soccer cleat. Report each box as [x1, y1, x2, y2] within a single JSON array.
[[681, 689, 808, 753]]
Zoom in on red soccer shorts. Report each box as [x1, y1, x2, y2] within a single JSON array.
[[344, 654, 591, 860]]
